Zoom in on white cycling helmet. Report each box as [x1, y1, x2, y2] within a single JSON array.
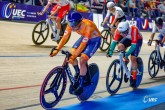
[[107, 2, 115, 8], [117, 22, 129, 33]]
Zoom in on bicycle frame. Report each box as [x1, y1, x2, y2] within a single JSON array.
[[155, 43, 163, 62], [119, 51, 131, 79], [61, 50, 75, 85]]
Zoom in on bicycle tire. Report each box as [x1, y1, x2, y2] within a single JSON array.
[[131, 57, 144, 88], [99, 29, 113, 52], [77, 63, 99, 101], [40, 66, 67, 109], [106, 59, 123, 95], [148, 50, 160, 78], [32, 20, 49, 45]]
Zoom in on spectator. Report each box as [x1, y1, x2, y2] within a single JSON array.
[[149, 0, 160, 18], [144, 0, 152, 19], [157, 1, 165, 20], [128, 0, 138, 17], [137, 0, 147, 18], [118, 0, 129, 16], [35, 0, 45, 6]]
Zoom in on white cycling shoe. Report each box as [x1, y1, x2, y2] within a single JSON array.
[[51, 35, 60, 41]]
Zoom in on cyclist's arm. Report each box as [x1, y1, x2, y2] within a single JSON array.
[[149, 23, 156, 40], [103, 11, 110, 24], [51, 6, 61, 16], [108, 29, 120, 55], [41, 3, 51, 15], [111, 12, 119, 26], [56, 25, 72, 50], [125, 27, 138, 57]]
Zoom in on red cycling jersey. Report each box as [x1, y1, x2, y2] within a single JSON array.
[[114, 25, 143, 44]]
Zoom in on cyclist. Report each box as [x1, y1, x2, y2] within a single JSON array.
[[101, 2, 126, 35], [107, 21, 143, 86], [148, 17, 165, 48], [38, 0, 70, 41], [50, 12, 101, 95]]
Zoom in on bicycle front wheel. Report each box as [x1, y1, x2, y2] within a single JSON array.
[[99, 29, 113, 52], [106, 59, 123, 95], [148, 50, 160, 78], [32, 20, 49, 45], [40, 66, 67, 109]]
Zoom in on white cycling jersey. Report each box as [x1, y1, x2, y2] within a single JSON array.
[[48, 0, 69, 6], [152, 22, 165, 36], [106, 6, 125, 19]]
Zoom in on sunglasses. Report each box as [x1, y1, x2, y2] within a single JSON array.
[[68, 20, 80, 28]]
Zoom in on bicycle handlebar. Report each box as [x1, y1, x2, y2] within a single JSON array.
[[50, 47, 72, 58]]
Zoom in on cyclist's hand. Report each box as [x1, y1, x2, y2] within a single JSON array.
[[101, 22, 105, 27], [37, 12, 43, 16], [68, 55, 76, 64], [50, 50, 58, 57], [160, 42, 164, 47], [147, 40, 152, 46], [123, 57, 129, 63], [106, 50, 112, 57]]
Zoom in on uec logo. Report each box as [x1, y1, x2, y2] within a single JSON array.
[[2, 3, 26, 18], [143, 96, 158, 103]]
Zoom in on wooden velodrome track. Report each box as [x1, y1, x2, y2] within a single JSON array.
[[0, 20, 165, 110]]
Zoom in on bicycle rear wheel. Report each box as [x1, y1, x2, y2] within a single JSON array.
[[77, 63, 99, 101], [148, 50, 160, 78], [99, 29, 113, 52], [32, 20, 49, 45], [40, 66, 67, 109], [106, 59, 123, 95]]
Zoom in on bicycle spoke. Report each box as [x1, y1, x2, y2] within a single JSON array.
[[44, 88, 53, 94], [36, 34, 42, 42], [108, 77, 115, 88], [53, 89, 59, 98]]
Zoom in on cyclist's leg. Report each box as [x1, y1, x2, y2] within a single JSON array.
[[157, 34, 164, 46], [73, 37, 101, 95], [118, 37, 131, 51], [131, 39, 143, 80], [71, 36, 84, 80], [56, 4, 70, 36]]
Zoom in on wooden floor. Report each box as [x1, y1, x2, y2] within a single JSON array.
[[0, 21, 165, 110]]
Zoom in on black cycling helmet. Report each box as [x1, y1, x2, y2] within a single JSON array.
[[155, 17, 163, 26]]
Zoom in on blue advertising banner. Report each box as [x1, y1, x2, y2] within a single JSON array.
[[0, 1, 155, 31], [0, 1, 46, 22]]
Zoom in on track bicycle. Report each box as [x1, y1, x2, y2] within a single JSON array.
[[106, 51, 144, 95], [148, 40, 165, 78], [40, 48, 99, 109], [99, 23, 114, 52], [32, 12, 71, 45]]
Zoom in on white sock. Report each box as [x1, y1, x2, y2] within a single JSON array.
[[57, 29, 60, 36]]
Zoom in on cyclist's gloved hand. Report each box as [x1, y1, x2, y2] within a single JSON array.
[[50, 49, 59, 57], [123, 56, 129, 61], [69, 55, 76, 64], [106, 50, 113, 57], [37, 12, 43, 16], [147, 40, 152, 46], [160, 42, 164, 47], [101, 22, 105, 27]]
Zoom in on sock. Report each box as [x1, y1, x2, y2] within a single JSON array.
[[132, 70, 137, 80], [57, 29, 60, 36]]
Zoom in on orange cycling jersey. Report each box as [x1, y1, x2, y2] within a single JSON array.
[[56, 19, 101, 57], [114, 25, 143, 44]]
